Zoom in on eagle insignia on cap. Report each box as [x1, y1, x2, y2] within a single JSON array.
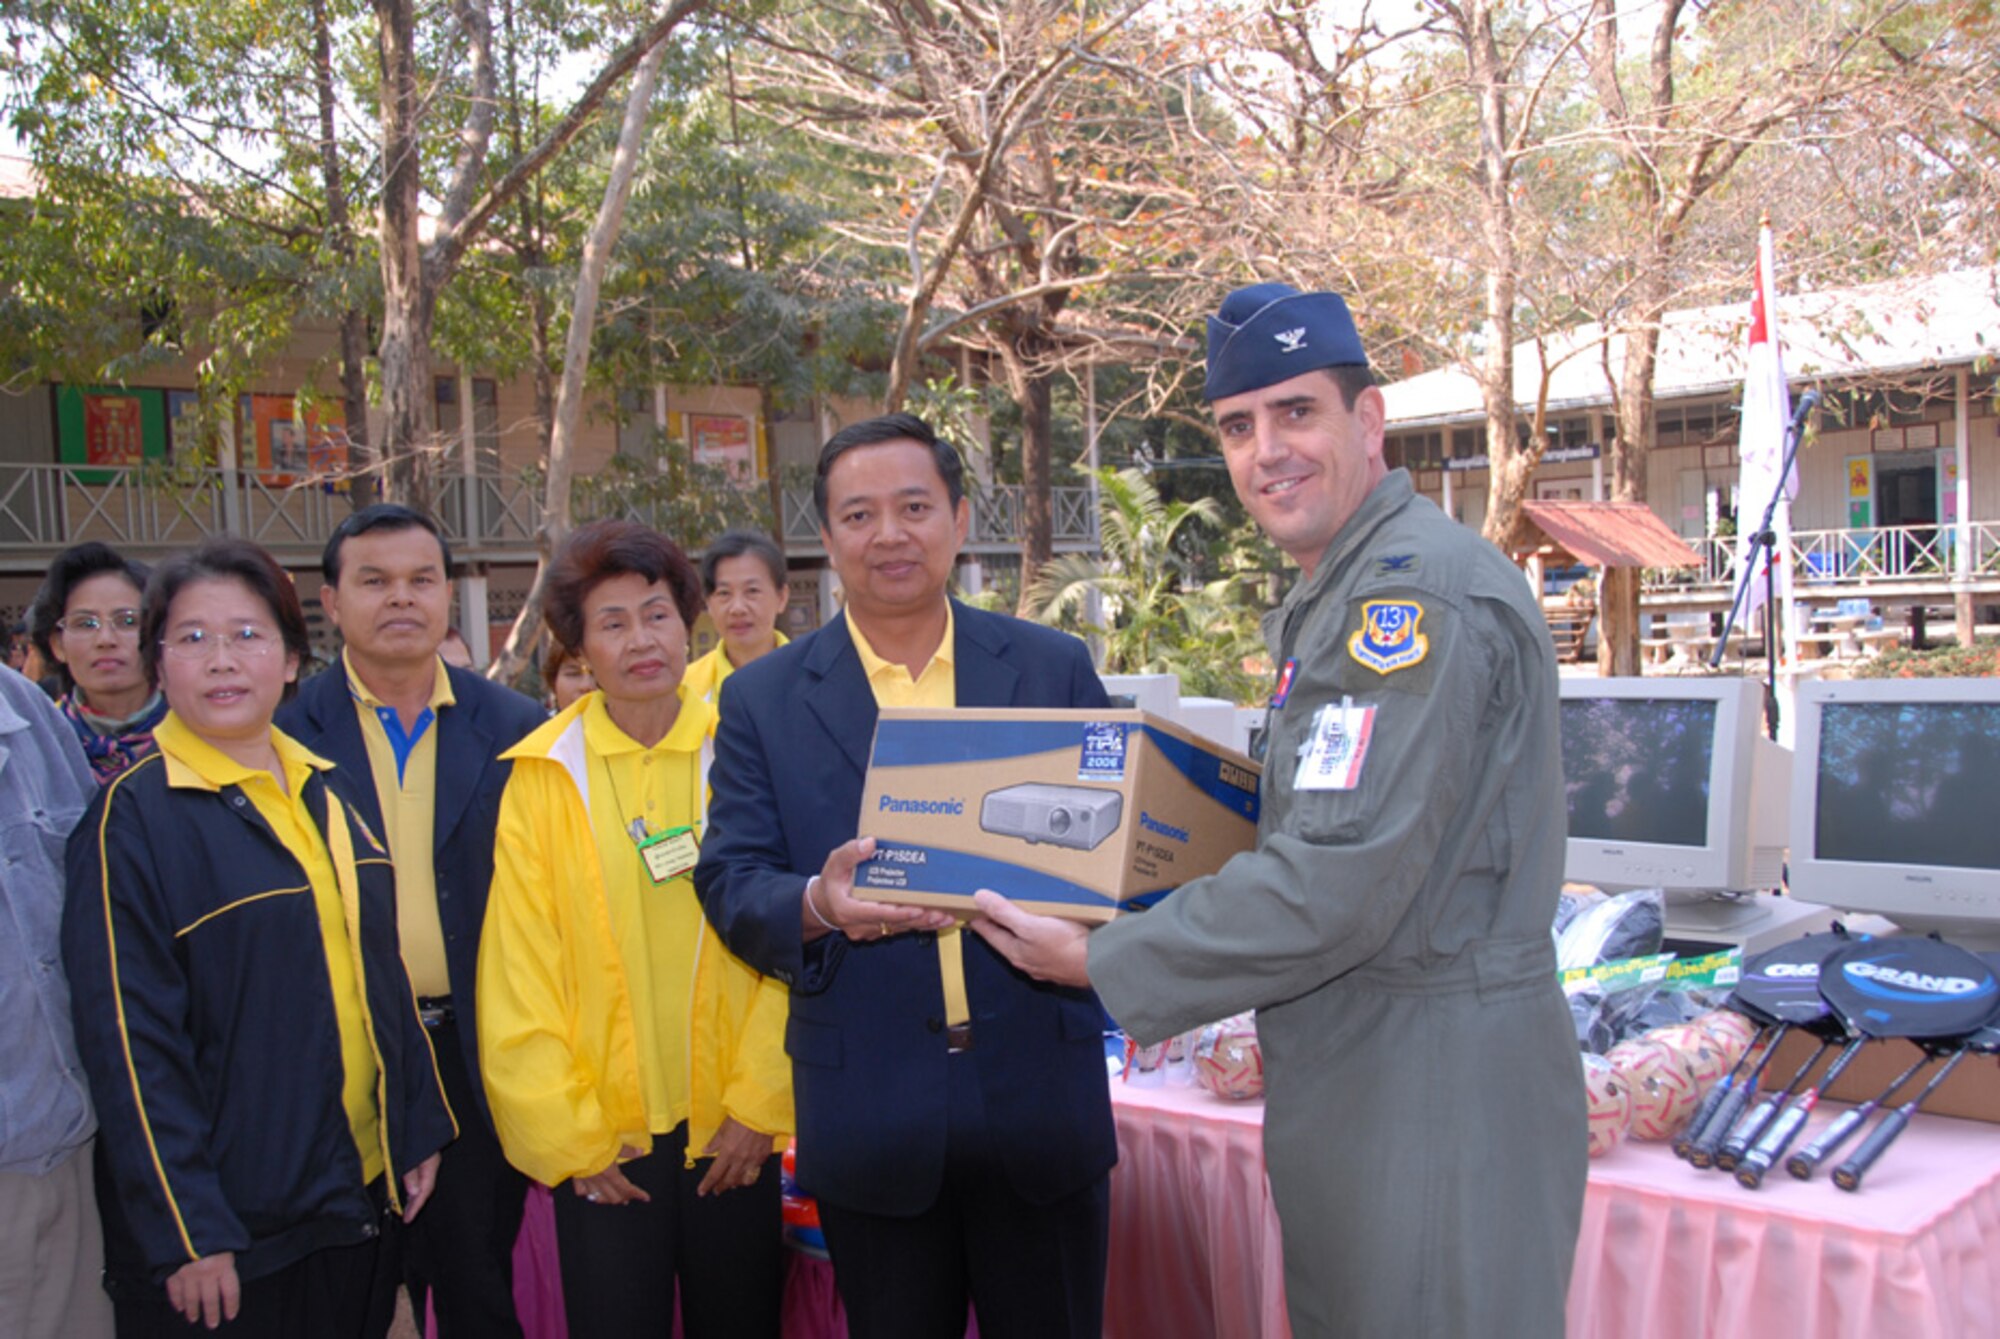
[[1348, 600, 1429, 674], [1274, 327, 1308, 353]]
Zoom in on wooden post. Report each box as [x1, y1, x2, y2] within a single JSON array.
[[1955, 369, 1975, 645], [1597, 566, 1640, 677]]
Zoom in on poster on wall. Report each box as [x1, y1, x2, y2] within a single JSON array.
[[691, 414, 755, 481], [1846, 455, 1874, 529], [166, 390, 203, 458], [239, 394, 350, 489], [54, 385, 170, 483], [85, 394, 145, 466]]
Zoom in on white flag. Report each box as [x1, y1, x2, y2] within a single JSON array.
[[1735, 223, 1798, 635]]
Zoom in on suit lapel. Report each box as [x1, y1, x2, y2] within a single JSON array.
[[953, 602, 1021, 709], [802, 614, 875, 777], [295, 671, 387, 839], [431, 705, 490, 856]]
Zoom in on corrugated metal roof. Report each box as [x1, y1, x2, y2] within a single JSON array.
[[0, 155, 39, 201], [1383, 267, 2000, 428], [1519, 500, 1702, 569]]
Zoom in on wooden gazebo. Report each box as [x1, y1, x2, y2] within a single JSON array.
[[1510, 500, 1703, 663]]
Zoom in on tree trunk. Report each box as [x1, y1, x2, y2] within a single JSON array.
[[313, 0, 376, 509], [490, 37, 671, 681], [1600, 259, 1671, 673], [761, 386, 787, 547], [1464, 0, 1523, 553], [374, 0, 437, 509], [338, 311, 377, 510], [998, 341, 1055, 610], [1597, 564, 1641, 676]]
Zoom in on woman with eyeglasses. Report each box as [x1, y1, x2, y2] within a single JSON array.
[[63, 537, 454, 1338], [28, 542, 167, 783], [478, 520, 791, 1338]]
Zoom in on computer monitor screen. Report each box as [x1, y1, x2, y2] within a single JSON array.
[[1812, 701, 2000, 869], [1558, 676, 1790, 899], [1791, 680, 2000, 945], [1563, 697, 1715, 849]]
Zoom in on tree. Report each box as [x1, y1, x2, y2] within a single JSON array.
[[1025, 466, 1265, 701], [1573, 0, 1925, 672], [6, 0, 713, 508], [3, 0, 381, 458], [487, 30, 675, 682], [730, 0, 1213, 586], [371, 0, 709, 506]]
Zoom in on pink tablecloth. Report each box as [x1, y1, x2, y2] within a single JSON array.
[[1105, 1080, 1291, 1339], [1570, 1107, 2000, 1339], [498, 1091, 2000, 1339]]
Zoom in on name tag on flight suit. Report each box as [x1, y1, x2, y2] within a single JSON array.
[[1296, 696, 1375, 791]]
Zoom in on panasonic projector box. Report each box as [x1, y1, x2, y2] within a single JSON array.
[[855, 707, 1262, 923]]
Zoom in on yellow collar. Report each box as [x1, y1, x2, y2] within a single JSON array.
[[581, 686, 714, 756], [849, 605, 955, 683], [342, 649, 457, 712], [156, 711, 332, 794], [720, 628, 790, 673]]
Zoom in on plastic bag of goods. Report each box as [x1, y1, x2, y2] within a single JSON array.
[[1564, 954, 1673, 1055], [1555, 888, 1665, 972]]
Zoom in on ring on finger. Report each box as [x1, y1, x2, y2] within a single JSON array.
[[879, 921, 890, 938]]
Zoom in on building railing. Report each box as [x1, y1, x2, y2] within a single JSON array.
[[0, 462, 1099, 565], [776, 481, 1098, 551], [1644, 524, 2000, 593]]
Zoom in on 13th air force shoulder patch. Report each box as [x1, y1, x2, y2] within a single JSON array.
[[1348, 599, 1429, 674]]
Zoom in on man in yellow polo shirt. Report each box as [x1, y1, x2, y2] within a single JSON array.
[[278, 505, 546, 1339], [696, 415, 1117, 1339]]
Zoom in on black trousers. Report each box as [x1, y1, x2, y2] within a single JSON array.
[[403, 1015, 528, 1338], [815, 1055, 1110, 1339], [551, 1125, 783, 1339], [109, 1187, 399, 1339]]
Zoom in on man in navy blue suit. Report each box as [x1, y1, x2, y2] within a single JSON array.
[[277, 505, 546, 1338], [694, 415, 1116, 1338]]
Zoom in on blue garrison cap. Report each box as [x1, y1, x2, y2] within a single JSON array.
[[1203, 283, 1369, 402]]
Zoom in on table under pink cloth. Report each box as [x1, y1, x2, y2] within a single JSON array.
[[1105, 1080, 1291, 1339], [1570, 1106, 2000, 1339], [493, 1090, 2000, 1339]]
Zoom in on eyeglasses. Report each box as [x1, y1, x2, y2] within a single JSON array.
[[159, 626, 283, 661], [57, 611, 140, 637]]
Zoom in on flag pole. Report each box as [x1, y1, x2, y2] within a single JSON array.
[[1711, 390, 1818, 737]]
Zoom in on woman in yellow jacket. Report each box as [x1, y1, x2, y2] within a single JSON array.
[[477, 520, 791, 1338]]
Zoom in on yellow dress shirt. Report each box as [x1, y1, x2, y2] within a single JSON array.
[[847, 607, 969, 1028], [345, 652, 454, 998], [155, 712, 385, 1184], [683, 631, 791, 710], [581, 688, 715, 1134]]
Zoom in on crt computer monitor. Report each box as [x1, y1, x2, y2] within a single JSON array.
[[1788, 678, 2000, 948], [1559, 677, 1794, 939]]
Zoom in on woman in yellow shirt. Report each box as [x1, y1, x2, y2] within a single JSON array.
[[478, 520, 791, 1338], [62, 537, 452, 1337], [682, 528, 790, 710]]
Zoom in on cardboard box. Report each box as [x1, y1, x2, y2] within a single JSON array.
[[855, 707, 1262, 923], [1766, 1028, 2000, 1126]]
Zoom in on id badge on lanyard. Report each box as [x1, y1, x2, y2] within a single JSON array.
[[636, 823, 699, 884]]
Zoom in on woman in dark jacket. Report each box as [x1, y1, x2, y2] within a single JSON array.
[[63, 537, 454, 1338], [28, 542, 167, 783]]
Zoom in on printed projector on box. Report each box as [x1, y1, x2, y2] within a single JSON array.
[[855, 707, 1262, 924]]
